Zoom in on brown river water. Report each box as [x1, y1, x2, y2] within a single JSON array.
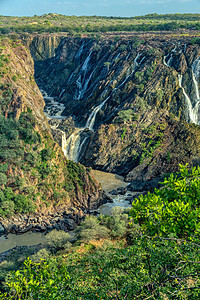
[[0, 170, 134, 254]]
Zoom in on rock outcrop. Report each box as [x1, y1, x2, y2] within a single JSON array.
[[0, 36, 104, 233], [28, 33, 200, 183]]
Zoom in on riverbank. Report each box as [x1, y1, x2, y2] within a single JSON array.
[[0, 170, 136, 254]]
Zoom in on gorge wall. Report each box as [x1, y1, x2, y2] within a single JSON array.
[[29, 33, 200, 185], [0, 37, 104, 233]]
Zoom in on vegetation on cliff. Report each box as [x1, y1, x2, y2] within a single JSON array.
[[0, 36, 102, 219], [0, 16, 200, 299], [0, 13, 200, 35], [0, 166, 199, 299]]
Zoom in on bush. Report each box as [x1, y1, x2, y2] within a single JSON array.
[[98, 207, 129, 238], [3, 237, 200, 300], [31, 248, 50, 263], [75, 215, 110, 241], [46, 230, 71, 252], [0, 173, 7, 185], [115, 109, 139, 123], [40, 148, 53, 161], [0, 200, 14, 216], [129, 164, 200, 238], [0, 163, 8, 173], [3, 258, 70, 299], [14, 194, 36, 214]]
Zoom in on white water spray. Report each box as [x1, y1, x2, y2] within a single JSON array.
[[61, 131, 67, 156], [85, 96, 109, 130], [178, 74, 200, 124], [75, 51, 93, 100], [42, 90, 65, 119], [56, 52, 143, 161], [163, 45, 177, 67], [65, 128, 84, 162], [85, 52, 143, 131]]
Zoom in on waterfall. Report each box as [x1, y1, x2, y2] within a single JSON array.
[[192, 71, 200, 100], [178, 74, 200, 124], [85, 96, 110, 130], [77, 137, 88, 160], [192, 56, 200, 100], [75, 42, 85, 59], [79, 69, 95, 100], [177, 56, 200, 124], [65, 128, 83, 162], [163, 45, 177, 67], [164, 46, 200, 125], [85, 52, 142, 130], [59, 88, 65, 99], [42, 90, 65, 119], [74, 51, 93, 100], [63, 52, 143, 161], [61, 131, 67, 156]]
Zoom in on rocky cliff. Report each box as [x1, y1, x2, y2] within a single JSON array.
[[0, 36, 104, 233], [28, 32, 200, 185]]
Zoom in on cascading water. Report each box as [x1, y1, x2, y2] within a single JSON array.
[[75, 42, 85, 59], [85, 96, 109, 130], [192, 56, 200, 100], [42, 50, 144, 162], [63, 52, 144, 161], [61, 131, 67, 156], [42, 90, 65, 119], [85, 52, 143, 131], [41, 90, 68, 155], [192, 71, 200, 100], [178, 71, 200, 124], [163, 45, 177, 67], [163, 46, 200, 125], [65, 128, 84, 162], [178, 75, 198, 123], [74, 51, 93, 100]]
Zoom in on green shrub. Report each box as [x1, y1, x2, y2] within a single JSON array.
[[3, 258, 70, 299], [130, 164, 200, 238], [75, 215, 110, 241], [0, 173, 7, 185], [46, 230, 71, 252], [0, 200, 14, 216], [98, 207, 129, 238], [14, 194, 36, 214], [0, 163, 8, 173], [31, 248, 50, 263], [115, 109, 139, 123], [40, 148, 53, 161], [3, 237, 200, 299]]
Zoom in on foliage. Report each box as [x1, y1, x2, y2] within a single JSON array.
[[1, 236, 200, 299], [98, 207, 129, 238], [0, 109, 95, 216], [130, 164, 200, 238], [75, 215, 110, 241], [0, 173, 7, 185], [3, 258, 70, 299], [0, 14, 200, 35], [115, 109, 139, 123], [46, 230, 71, 252], [30, 248, 50, 263]]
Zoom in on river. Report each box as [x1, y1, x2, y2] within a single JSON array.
[[0, 170, 134, 254], [91, 170, 134, 214]]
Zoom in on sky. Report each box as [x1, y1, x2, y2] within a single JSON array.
[[0, 0, 200, 17]]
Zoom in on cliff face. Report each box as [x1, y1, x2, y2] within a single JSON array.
[[29, 33, 200, 183], [0, 37, 47, 128], [0, 37, 104, 231]]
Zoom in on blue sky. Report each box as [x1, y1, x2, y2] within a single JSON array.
[[0, 0, 200, 17]]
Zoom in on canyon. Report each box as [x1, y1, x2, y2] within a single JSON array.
[[1, 31, 200, 235], [30, 32, 200, 184]]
